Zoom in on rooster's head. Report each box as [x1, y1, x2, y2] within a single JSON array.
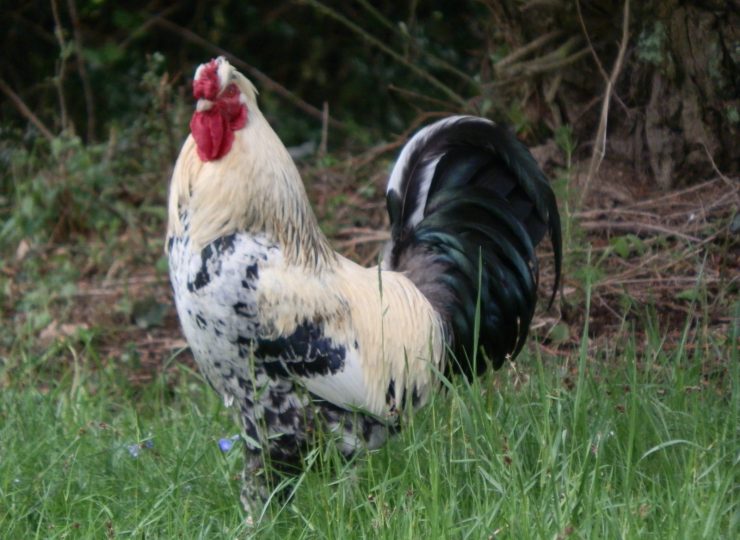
[[190, 57, 256, 162]]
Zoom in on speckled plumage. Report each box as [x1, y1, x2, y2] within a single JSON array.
[[167, 57, 560, 518], [168, 212, 431, 515]]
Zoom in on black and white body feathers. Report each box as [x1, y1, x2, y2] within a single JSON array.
[[167, 58, 561, 519]]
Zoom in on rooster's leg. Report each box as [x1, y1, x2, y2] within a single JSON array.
[[239, 445, 273, 518], [315, 400, 396, 456], [238, 412, 272, 518], [237, 380, 312, 518]]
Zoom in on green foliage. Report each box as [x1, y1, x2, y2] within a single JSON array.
[[609, 234, 647, 259], [0, 308, 736, 538], [1, 55, 182, 251], [2, 136, 120, 246], [553, 125, 576, 170]]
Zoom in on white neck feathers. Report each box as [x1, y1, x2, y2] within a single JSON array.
[[167, 87, 335, 270]]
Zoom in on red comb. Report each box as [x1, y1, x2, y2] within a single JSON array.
[[193, 59, 220, 100]]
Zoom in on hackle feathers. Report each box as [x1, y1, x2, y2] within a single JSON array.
[[167, 63, 334, 269]]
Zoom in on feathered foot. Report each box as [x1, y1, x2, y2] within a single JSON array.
[[239, 447, 272, 520]]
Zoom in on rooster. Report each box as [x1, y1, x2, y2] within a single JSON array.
[[167, 57, 561, 517]]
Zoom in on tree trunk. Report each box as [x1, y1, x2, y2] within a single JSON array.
[[641, 1, 739, 188], [493, 0, 739, 188]]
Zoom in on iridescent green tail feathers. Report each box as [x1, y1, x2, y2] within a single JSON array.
[[383, 116, 562, 375]]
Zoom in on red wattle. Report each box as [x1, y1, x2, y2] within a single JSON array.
[[190, 84, 248, 162], [190, 109, 233, 162]]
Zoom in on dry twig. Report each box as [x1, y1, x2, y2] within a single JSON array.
[[701, 142, 737, 189], [0, 78, 54, 141], [495, 30, 564, 71], [50, 0, 69, 133], [66, 0, 96, 141], [388, 84, 459, 111], [355, 0, 478, 89], [118, 5, 180, 50], [580, 0, 630, 205], [346, 111, 451, 169], [319, 102, 329, 157], [578, 221, 701, 243], [300, 0, 468, 107]]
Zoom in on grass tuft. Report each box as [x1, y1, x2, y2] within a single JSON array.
[[1, 306, 736, 538]]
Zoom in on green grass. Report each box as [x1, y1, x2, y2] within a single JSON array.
[[1, 310, 736, 539]]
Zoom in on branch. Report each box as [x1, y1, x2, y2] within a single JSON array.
[[347, 111, 448, 169], [118, 5, 180, 51], [50, 0, 69, 132], [0, 78, 55, 141], [66, 0, 96, 141], [576, 0, 628, 114], [8, 11, 57, 46], [494, 30, 564, 71], [578, 220, 701, 243], [519, 47, 590, 76], [318, 101, 329, 157], [300, 0, 467, 107], [575, 0, 608, 81], [152, 16, 349, 132], [580, 0, 630, 206], [355, 0, 479, 90], [701, 141, 735, 189], [387, 84, 458, 110]]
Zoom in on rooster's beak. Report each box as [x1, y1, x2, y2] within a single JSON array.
[[196, 99, 214, 112]]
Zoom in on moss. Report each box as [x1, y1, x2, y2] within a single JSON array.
[[637, 22, 667, 66], [726, 106, 740, 125]]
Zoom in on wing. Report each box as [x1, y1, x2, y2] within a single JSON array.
[[252, 257, 446, 421]]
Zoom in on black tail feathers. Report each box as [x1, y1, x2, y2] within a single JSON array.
[[384, 116, 561, 376]]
